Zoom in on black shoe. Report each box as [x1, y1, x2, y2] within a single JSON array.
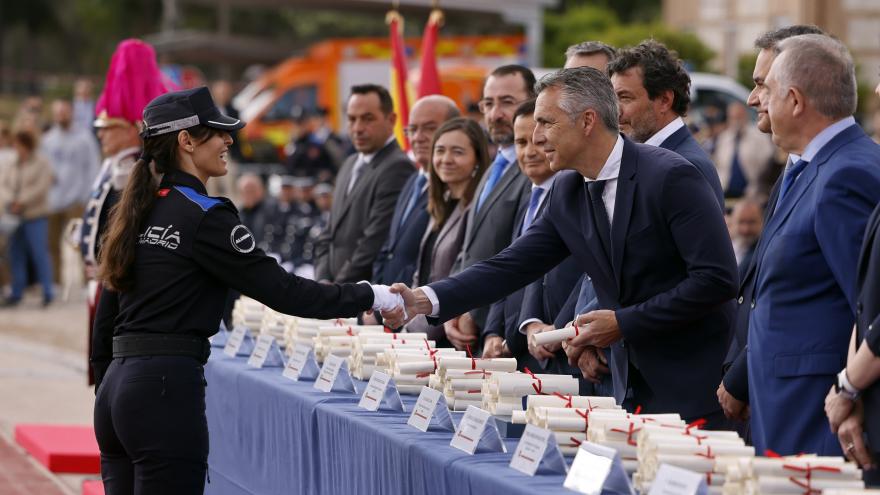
[[1, 297, 20, 308], [42, 296, 53, 307]]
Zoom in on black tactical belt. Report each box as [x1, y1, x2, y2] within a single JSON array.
[[113, 334, 210, 363]]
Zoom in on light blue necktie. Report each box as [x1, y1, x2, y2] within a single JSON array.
[[399, 174, 427, 227], [475, 153, 510, 213], [520, 186, 544, 234], [775, 159, 809, 212]]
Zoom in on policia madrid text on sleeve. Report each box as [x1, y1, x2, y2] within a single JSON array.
[[89, 87, 402, 495]]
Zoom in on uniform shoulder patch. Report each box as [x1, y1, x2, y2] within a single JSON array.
[[174, 186, 223, 211], [230, 224, 256, 253]]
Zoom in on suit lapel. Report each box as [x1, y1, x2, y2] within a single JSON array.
[[580, 181, 615, 285], [334, 141, 400, 229], [468, 159, 520, 241], [610, 139, 638, 291], [330, 155, 356, 232], [386, 174, 416, 249], [658, 125, 689, 152], [739, 174, 782, 291]]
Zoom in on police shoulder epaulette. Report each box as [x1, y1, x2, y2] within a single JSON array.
[[173, 186, 224, 212]]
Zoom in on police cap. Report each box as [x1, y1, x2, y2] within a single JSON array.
[[141, 86, 244, 138]]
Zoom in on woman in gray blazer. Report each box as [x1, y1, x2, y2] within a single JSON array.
[[407, 118, 488, 346]]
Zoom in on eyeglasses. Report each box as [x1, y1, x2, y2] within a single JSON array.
[[477, 97, 522, 115], [405, 123, 439, 137]]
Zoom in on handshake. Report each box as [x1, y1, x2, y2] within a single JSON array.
[[369, 283, 435, 329]]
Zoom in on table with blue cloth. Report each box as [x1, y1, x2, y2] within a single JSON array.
[[204, 348, 577, 495]]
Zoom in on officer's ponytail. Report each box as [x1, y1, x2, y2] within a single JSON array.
[[98, 125, 217, 291]]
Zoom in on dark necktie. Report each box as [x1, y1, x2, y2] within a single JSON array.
[[587, 180, 612, 260], [775, 159, 809, 212], [400, 174, 427, 227], [520, 186, 544, 234]]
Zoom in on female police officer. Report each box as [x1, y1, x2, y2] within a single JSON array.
[[90, 87, 402, 494]]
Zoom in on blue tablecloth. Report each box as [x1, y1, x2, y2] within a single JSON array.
[[204, 349, 577, 495]]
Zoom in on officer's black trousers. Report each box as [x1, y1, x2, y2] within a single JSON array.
[[94, 356, 209, 495]]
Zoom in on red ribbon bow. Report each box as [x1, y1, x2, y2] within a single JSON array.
[[569, 436, 582, 447], [523, 367, 544, 395], [466, 344, 476, 370], [424, 340, 438, 371], [552, 392, 573, 408], [346, 326, 354, 336], [695, 445, 714, 459], [575, 408, 589, 432], [784, 464, 842, 495], [610, 422, 641, 447]]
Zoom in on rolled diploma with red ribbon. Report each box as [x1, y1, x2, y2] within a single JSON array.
[[529, 325, 584, 346], [446, 378, 485, 391], [438, 357, 517, 372], [749, 457, 857, 479], [753, 476, 863, 491], [395, 360, 437, 374], [317, 325, 385, 336], [527, 395, 618, 411], [491, 373, 578, 396], [511, 410, 527, 424]]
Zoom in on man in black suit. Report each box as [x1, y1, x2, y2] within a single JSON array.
[[314, 84, 414, 283], [447, 65, 532, 356], [372, 95, 460, 286], [384, 67, 737, 424], [481, 100, 558, 368], [608, 40, 724, 207]]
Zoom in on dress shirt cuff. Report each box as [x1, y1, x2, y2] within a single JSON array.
[[420, 285, 440, 317], [518, 318, 543, 335], [359, 281, 403, 312]]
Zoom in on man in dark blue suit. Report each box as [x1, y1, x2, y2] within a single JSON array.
[[481, 100, 561, 371], [717, 25, 826, 429], [742, 34, 880, 455], [372, 96, 460, 286], [383, 67, 738, 424], [608, 40, 724, 207]]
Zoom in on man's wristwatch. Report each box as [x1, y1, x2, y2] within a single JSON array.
[[836, 369, 861, 401]]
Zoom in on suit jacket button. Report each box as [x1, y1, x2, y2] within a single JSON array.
[[737, 296, 744, 304], [750, 300, 755, 309], [870, 324, 874, 332]]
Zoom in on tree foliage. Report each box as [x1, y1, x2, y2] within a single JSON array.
[[544, 4, 714, 71]]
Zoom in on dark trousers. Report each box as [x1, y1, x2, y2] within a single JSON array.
[[94, 356, 209, 495]]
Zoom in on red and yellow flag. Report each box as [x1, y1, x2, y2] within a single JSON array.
[[387, 10, 412, 151], [418, 9, 444, 98]]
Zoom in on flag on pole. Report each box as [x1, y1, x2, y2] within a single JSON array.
[[387, 10, 412, 151], [418, 9, 444, 98]]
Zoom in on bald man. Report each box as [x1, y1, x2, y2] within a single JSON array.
[[372, 95, 460, 287]]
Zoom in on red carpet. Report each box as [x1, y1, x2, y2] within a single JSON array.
[[13, 424, 100, 474], [82, 479, 104, 495]]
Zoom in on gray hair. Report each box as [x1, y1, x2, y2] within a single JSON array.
[[564, 41, 616, 64], [535, 67, 619, 132], [773, 34, 856, 120]]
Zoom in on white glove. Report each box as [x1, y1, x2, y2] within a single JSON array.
[[369, 284, 404, 312]]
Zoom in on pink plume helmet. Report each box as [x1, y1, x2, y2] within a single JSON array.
[[94, 39, 172, 128]]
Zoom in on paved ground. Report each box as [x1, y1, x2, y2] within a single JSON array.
[[0, 288, 100, 495]]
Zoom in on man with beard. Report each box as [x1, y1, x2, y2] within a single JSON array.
[[449, 65, 532, 356]]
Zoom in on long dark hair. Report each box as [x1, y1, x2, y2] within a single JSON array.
[[427, 118, 489, 230], [98, 125, 219, 291]]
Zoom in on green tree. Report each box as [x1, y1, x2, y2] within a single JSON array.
[[544, 5, 714, 71]]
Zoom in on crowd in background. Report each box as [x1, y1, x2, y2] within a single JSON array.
[[3, 26, 880, 481]]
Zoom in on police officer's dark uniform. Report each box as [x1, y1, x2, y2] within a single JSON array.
[[91, 87, 375, 494]]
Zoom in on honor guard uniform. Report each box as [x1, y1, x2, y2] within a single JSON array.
[[78, 39, 169, 385], [91, 87, 398, 494]]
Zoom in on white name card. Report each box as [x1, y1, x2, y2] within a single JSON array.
[[564, 442, 634, 495], [314, 354, 357, 393], [223, 325, 251, 357], [408, 386, 455, 432], [358, 371, 405, 412], [283, 344, 320, 381], [247, 334, 284, 368], [450, 405, 506, 455], [510, 424, 568, 476], [648, 464, 707, 495]]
